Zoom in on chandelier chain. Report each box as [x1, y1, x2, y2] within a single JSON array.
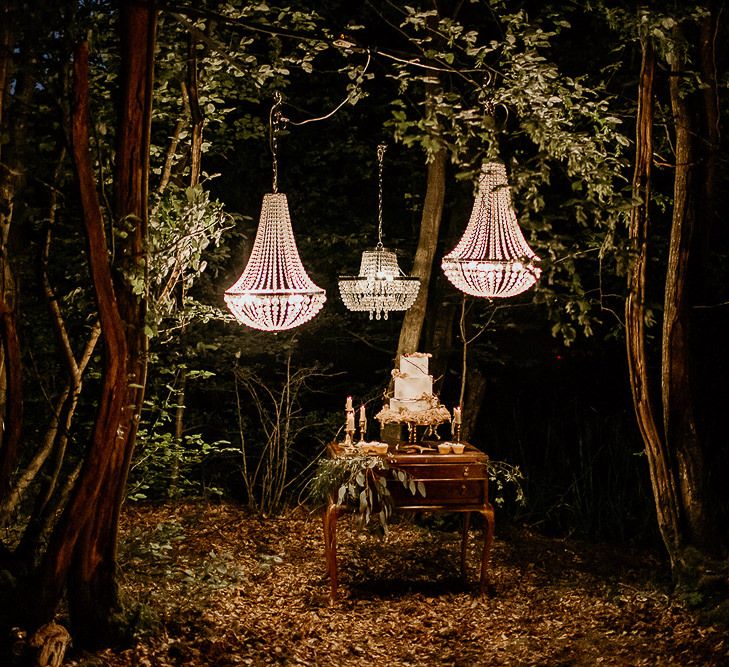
[[377, 143, 386, 248], [270, 91, 284, 193], [337, 142, 420, 320]]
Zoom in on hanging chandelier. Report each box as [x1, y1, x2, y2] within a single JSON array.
[[338, 145, 419, 320], [224, 93, 326, 331], [442, 161, 541, 298]]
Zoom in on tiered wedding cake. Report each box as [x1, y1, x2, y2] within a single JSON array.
[[376, 353, 450, 426]]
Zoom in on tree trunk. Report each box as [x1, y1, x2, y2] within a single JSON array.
[[0, 298, 21, 502], [0, 13, 29, 504], [0, 5, 12, 125], [664, 30, 711, 553], [32, 37, 130, 630], [423, 180, 472, 389], [395, 146, 446, 357], [625, 39, 683, 563], [694, 0, 727, 538], [33, 0, 157, 646], [67, 0, 156, 647]]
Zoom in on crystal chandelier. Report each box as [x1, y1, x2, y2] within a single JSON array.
[[338, 145, 419, 320], [225, 93, 325, 331], [442, 161, 541, 298]]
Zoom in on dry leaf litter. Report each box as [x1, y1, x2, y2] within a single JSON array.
[[63, 503, 726, 666]]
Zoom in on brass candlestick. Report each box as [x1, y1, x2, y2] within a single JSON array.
[[453, 422, 461, 443]]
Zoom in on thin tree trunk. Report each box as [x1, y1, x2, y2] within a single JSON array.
[[169, 372, 186, 497], [187, 33, 204, 189], [0, 148, 100, 526], [625, 39, 682, 563], [0, 13, 11, 500], [156, 117, 183, 197], [462, 369, 486, 443], [16, 458, 83, 566], [1, 322, 99, 530], [168, 31, 204, 496]]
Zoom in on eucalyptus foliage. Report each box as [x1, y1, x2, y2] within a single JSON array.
[[309, 454, 425, 533]]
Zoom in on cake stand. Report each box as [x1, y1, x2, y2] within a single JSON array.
[[375, 402, 452, 443]]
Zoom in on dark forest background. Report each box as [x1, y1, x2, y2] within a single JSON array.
[[1, 0, 728, 655]]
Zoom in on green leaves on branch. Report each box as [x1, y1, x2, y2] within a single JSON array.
[[383, 3, 632, 344], [146, 181, 235, 335]]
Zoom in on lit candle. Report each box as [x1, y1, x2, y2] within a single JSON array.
[[359, 405, 366, 422], [346, 412, 355, 431], [453, 406, 462, 425], [346, 396, 353, 411]]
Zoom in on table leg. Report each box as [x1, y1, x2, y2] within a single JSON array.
[[479, 504, 495, 595], [322, 510, 331, 577], [460, 512, 471, 582], [324, 502, 339, 603]]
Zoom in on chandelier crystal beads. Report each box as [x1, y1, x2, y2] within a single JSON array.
[[224, 93, 326, 331], [224, 192, 326, 330], [338, 145, 419, 320], [442, 161, 541, 298], [338, 245, 420, 320]]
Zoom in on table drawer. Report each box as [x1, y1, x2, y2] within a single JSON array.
[[389, 463, 488, 481], [388, 478, 487, 506]]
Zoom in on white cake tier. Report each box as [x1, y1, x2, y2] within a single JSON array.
[[389, 397, 434, 413], [394, 375, 433, 400], [399, 354, 429, 377]]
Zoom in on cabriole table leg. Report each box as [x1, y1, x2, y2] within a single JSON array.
[[324, 503, 339, 603], [460, 512, 471, 582], [479, 504, 495, 595]]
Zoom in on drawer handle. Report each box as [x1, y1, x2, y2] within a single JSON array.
[[463, 466, 469, 477]]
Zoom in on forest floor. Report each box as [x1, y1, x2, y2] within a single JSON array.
[[64, 502, 727, 666]]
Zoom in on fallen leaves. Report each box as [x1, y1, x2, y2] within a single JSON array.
[[61, 502, 727, 666]]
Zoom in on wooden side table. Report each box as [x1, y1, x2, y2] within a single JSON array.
[[322, 442, 495, 601]]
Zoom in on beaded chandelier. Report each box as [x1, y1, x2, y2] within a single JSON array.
[[338, 145, 419, 320], [442, 161, 541, 298], [225, 94, 325, 331]]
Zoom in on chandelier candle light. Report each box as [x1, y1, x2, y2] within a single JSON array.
[[224, 92, 326, 331], [442, 161, 541, 298], [338, 144, 420, 320]]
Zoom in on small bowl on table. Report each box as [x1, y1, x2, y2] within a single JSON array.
[[450, 443, 465, 454], [437, 443, 452, 454]]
